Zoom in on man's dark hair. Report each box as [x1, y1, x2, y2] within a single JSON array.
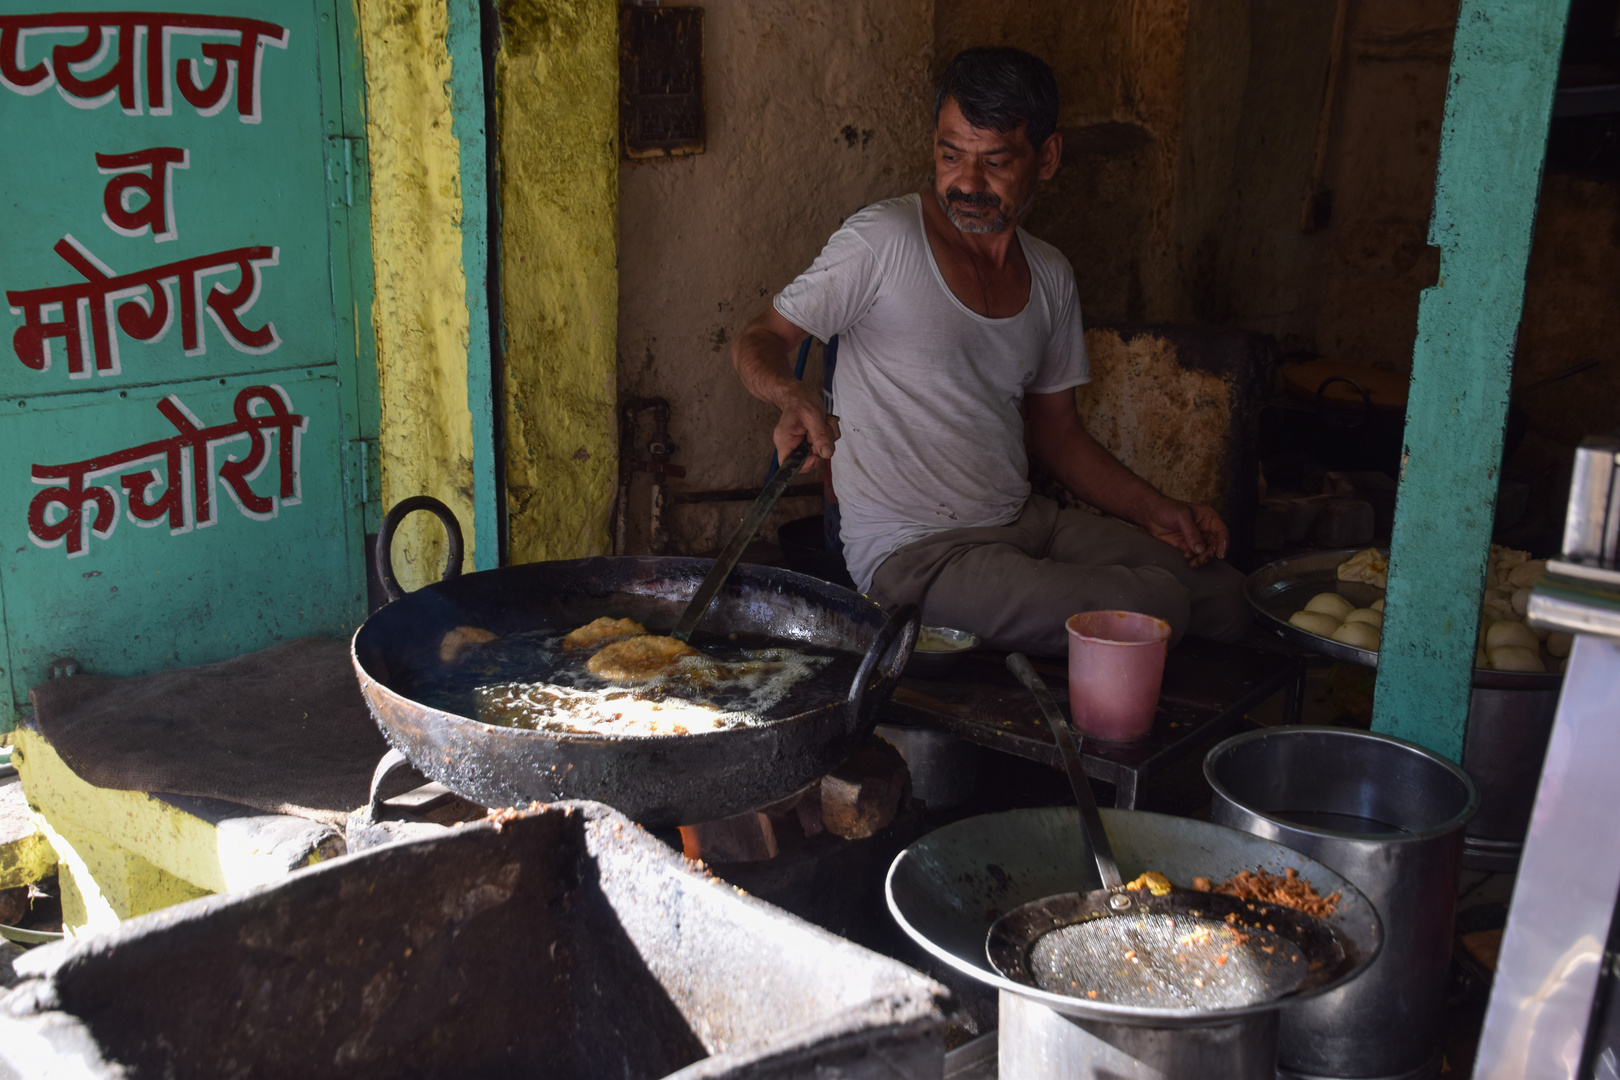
[[934, 47, 1060, 151]]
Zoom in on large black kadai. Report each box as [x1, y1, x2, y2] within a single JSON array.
[[0, 802, 948, 1079], [353, 498, 918, 825]]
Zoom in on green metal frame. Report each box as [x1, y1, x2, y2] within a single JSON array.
[[1372, 0, 1572, 760], [327, 0, 384, 539]]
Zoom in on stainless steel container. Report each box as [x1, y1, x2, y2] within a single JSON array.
[[1461, 683, 1559, 870], [1205, 727, 1478, 1080]]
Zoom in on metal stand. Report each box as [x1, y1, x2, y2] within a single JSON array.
[[1473, 436, 1620, 1079], [998, 992, 1279, 1080]]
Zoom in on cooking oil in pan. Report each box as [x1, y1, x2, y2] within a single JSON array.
[[408, 629, 851, 737]]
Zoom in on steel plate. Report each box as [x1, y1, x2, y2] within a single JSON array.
[[1245, 548, 1562, 691]]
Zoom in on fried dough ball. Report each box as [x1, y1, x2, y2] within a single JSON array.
[[1487, 645, 1545, 673], [563, 616, 648, 651], [1331, 621, 1380, 650], [587, 634, 703, 682], [439, 625, 498, 663], [1485, 620, 1539, 653], [1289, 610, 1342, 637], [1305, 592, 1356, 620]]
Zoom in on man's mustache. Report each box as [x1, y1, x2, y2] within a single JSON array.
[[944, 188, 1001, 209]]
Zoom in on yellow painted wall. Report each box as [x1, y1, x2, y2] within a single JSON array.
[[495, 1, 620, 562], [357, 0, 479, 589]]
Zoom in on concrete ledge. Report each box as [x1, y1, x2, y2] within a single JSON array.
[[1, 772, 56, 892], [12, 728, 345, 934]]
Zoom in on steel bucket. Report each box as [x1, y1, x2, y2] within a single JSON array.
[[1205, 726, 1478, 1080]]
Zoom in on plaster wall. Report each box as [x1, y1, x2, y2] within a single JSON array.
[[617, 0, 936, 556], [615, 0, 1618, 560], [357, 0, 481, 589], [497, 0, 621, 564]]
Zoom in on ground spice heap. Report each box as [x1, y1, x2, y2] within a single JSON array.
[[1192, 866, 1340, 918]]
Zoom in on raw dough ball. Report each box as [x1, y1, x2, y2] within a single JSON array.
[[1546, 631, 1574, 658], [1305, 592, 1356, 620], [1343, 608, 1383, 629], [1511, 586, 1532, 616], [1331, 621, 1380, 650], [1485, 620, 1539, 652], [1487, 645, 1545, 673], [1507, 559, 1546, 589], [1371, 598, 1386, 613], [1289, 610, 1343, 638]]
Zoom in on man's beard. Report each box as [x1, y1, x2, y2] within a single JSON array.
[[936, 186, 1035, 234]]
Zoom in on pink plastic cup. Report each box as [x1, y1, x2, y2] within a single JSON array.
[[1065, 610, 1172, 742]]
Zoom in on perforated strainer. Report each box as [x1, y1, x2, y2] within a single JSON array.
[[988, 654, 1356, 1011]]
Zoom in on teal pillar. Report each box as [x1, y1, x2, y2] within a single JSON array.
[[447, 0, 500, 570], [1371, 0, 1571, 759]]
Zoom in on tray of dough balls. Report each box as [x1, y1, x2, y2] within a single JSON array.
[[1245, 546, 1570, 691]]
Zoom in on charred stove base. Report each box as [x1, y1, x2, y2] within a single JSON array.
[[3, 801, 948, 1080]]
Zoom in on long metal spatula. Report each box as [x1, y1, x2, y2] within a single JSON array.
[[671, 440, 814, 642], [1005, 652, 1126, 901]]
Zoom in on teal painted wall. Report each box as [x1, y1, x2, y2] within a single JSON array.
[[0, 1, 378, 728]]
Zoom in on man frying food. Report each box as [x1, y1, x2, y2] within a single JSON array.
[[732, 47, 1249, 655]]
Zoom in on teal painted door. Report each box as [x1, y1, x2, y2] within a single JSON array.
[[0, 1, 376, 727]]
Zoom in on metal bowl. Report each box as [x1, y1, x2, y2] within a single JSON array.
[[885, 807, 1381, 1028], [904, 625, 980, 679], [1244, 548, 1562, 690]]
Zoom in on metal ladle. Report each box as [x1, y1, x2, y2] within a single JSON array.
[[1006, 652, 1131, 909], [670, 440, 813, 642]]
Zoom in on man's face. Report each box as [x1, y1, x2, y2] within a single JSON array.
[[932, 96, 1061, 235]]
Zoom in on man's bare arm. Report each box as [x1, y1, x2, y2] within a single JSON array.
[[1025, 390, 1228, 565], [732, 307, 841, 464]]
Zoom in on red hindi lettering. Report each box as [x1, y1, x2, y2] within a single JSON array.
[[27, 386, 308, 556], [0, 14, 288, 122], [6, 240, 280, 377], [98, 147, 189, 241]]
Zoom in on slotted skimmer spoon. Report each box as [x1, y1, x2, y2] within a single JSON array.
[[991, 653, 1354, 1010]]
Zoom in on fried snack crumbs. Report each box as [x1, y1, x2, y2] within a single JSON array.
[[1125, 871, 1174, 896], [1087, 990, 1099, 999], [1195, 866, 1340, 918]]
